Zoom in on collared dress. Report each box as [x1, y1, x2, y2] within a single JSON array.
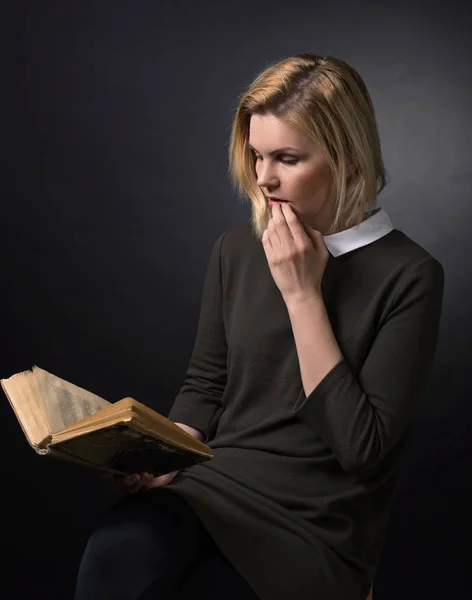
[[165, 211, 444, 600]]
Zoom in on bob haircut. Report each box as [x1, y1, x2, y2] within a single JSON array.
[[228, 53, 389, 239]]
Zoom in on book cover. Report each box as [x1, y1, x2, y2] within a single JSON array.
[[50, 421, 212, 476]]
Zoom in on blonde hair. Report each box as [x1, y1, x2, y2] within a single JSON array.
[[227, 53, 389, 239]]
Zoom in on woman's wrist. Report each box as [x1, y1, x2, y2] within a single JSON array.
[[174, 422, 205, 442]]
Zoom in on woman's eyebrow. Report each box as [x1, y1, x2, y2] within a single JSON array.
[[248, 143, 301, 155]]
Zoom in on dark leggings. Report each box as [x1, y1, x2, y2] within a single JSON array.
[[74, 487, 259, 600]]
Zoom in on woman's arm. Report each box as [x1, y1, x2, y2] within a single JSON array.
[[174, 422, 205, 442], [167, 231, 229, 444], [291, 257, 445, 474]]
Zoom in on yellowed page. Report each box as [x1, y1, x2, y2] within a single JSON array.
[[33, 367, 111, 433], [1, 370, 51, 451]]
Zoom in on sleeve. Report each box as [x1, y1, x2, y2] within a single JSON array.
[[292, 257, 445, 474], [167, 230, 229, 443]]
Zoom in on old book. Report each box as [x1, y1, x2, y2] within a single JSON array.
[[1, 366, 214, 476]]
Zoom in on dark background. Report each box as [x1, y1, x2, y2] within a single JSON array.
[[1, 1, 471, 598]]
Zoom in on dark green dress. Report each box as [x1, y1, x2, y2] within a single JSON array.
[[166, 212, 444, 600]]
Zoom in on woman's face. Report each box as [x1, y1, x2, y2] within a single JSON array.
[[249, 113, 337, 234]]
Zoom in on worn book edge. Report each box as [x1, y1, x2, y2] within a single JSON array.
[[49, 398, 213, 458], [1, 369, 51, 454]]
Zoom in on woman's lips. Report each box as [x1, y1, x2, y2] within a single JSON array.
[[268, 199, 288, 207]]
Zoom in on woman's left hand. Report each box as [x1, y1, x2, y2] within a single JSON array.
[[262, 202, 329, 305]]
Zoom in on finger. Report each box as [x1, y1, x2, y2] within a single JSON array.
[[280, 203, 306, 244], [116, 474, 142, 493], [149, 471, 177, 488], [271, 202, 296, 247], [124, 473, 141, 487], [308, 228, 329, 260], [267, 204, 283, 246], [262, 228, 274, 258], [132, 472, 157, 492], [140, 473, 155, 488], [270, 201, 285, 220], [147, 476, 166, 489]]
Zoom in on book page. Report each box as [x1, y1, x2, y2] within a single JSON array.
[[33, 367, 111, 433], [1, 370, 51, 450]]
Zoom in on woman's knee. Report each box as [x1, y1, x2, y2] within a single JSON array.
[[79, 516, 149, 576], [77, 490, 202, 582]]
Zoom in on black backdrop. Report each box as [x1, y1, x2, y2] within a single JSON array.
[[1, 1, 471, 598]]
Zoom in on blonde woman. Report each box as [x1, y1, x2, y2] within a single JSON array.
[[75, 54, 444, 600]]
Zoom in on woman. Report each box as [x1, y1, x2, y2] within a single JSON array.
[[75, 53, 444, 600]]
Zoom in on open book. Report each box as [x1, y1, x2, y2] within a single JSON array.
[[1, 366, 214, 476]]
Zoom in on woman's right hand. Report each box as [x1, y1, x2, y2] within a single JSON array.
[[106, 423, 200, 494], [113, 470, 180, 494]]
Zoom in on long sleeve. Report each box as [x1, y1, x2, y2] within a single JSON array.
[[292, 257, 445, 474], [167, 231, 229, 443]]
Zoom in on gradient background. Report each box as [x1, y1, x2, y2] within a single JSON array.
[[1, 1, 470, 598]]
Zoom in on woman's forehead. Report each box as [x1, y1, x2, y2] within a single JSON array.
[[249, 114, 313, 151]]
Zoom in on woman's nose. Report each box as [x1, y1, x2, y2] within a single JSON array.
[[256, 162, 278, 188]]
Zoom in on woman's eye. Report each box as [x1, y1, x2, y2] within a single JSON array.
[[253, 154, 298, 165]]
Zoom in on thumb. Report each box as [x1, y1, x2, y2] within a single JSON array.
[[149, 470, 179, 488]]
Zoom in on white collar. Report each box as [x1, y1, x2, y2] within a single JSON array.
[[323, 207, 394, 257]]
